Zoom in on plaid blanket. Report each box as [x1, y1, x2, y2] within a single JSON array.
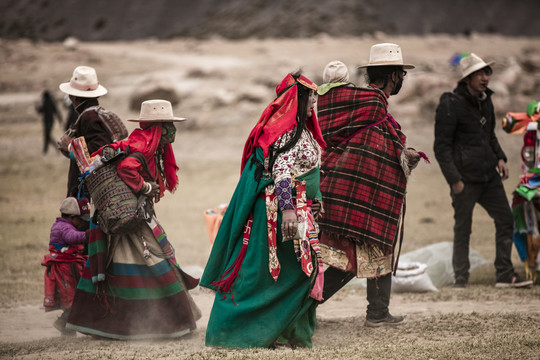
[[317, 86, 407, 253]]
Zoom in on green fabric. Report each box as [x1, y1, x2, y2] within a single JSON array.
[[527, 100, 538, 117], [296, 167, 322, 200], [201, 148, 318, 348], [200, 149, 273, 286], [515, 185, 538, 201], [87, 233, 105, 257], [317, 82, 351, 96], [512, 203, 526, 233]]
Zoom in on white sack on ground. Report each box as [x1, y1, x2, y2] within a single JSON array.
[[399, 241, 488, 287], [391, 262, 438, 293]]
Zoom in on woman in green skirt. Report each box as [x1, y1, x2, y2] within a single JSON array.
[[200, 71, 327, 348]]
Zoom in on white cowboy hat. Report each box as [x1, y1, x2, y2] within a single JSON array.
[[459, 53, 495, 80], [358, 43, 415, 69], [59, 66, 108, 98], [127, 99, 186, 122]]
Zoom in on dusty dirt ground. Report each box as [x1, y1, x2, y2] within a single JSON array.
[[0, 34, 539, 358], [1, 288, 538, 344]]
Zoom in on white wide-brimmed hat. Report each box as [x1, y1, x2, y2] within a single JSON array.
[[358, 43, 415, 69], [323, 60, 350, 83], [459, 53, 495, 80], [59, 66, 108, 98], [128, 99, 186, 123]]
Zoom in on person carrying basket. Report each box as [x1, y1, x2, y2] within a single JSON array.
[[66, 99, 201, 340]]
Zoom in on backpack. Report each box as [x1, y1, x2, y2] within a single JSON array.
[[88, 106, 128, 142], [57, 106, 128, 156]]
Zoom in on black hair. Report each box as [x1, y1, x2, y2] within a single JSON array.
[[252, 70, 312, 181], [71, 96, 92, 102], [365, 65, 403, 88], [459, 66, 493, 85]]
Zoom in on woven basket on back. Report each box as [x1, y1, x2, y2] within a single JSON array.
[[85, 162, 145, 234]]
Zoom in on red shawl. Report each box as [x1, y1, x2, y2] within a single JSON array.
[[93, 123, 179, 200], [241, 73, 326, 171]]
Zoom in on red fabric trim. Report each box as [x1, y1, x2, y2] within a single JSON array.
[[295, 181, 313, 277], [265, 189, 280, 281], [210, 213, 254, 305], [106, 270, 178, 289]]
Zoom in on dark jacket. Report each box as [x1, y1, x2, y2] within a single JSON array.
[[67, 98, 113, 196], [434, 83, 507, 185]]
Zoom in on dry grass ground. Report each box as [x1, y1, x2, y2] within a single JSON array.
[[0, 35, 539, 359]]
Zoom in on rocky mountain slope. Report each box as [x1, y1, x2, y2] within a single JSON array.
[[0, 0, 537, 41]]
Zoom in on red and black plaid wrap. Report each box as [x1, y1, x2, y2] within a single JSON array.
[[317, 86, 407, 253]]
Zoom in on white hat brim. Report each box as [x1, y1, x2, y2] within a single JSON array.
[[358, 63, 415, 69], [461, 60, 495, 80], [127, 117, 187, 123], [59, 82, 108, 98]]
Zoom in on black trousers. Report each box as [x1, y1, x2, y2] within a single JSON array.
[[366, 273, 392, 320], [322, 267, 393, 320], [450, 175, 515, 283]]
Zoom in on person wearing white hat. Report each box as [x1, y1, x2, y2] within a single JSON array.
[[434, 53, 533, 289], [317, 43, 424, 328], [66, 99, 201, 340], [317, 60, 355, 96], [59, 65, 114, 196]]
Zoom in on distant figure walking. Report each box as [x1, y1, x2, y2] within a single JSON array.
[[36, 89, 62, 154]]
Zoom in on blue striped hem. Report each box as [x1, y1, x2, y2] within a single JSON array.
[[108, 260, 171, 277]]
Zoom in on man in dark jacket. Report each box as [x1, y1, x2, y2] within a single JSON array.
[[434, 53, 532, 289], [59, 66, 113, 196]]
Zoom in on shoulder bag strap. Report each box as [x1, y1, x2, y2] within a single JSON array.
[[124, 146, 154, 181]]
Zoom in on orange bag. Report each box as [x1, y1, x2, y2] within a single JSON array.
[[203, 204, 228, 244]]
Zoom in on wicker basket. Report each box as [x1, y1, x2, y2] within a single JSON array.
[[85, 162, 145, 234]]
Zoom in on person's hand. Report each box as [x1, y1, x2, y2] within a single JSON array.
[[143, 181, 160, 199], [281, 209, 298, 239], [404, 148, 421, 167], [497, 159, 509, 180], [452, 180, 465, 195]]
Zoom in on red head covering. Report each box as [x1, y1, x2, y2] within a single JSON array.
[[241, 73, 326, 171], [94, 122, 179, 199]]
